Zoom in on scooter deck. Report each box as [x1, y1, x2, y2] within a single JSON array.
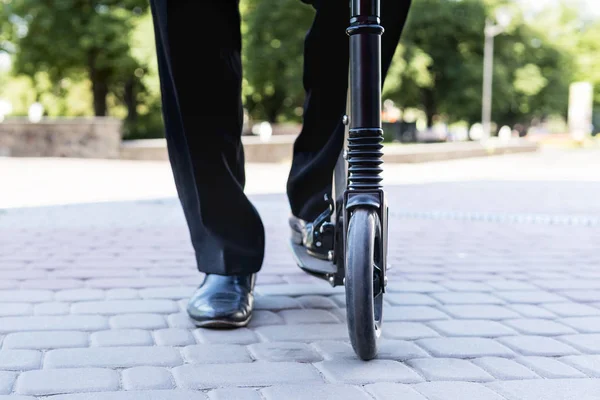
[[289, 241, 337, 275]]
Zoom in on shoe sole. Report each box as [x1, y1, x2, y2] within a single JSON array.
[[191, 315, 252, 329]]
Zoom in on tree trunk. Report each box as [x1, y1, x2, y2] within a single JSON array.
[[88, 53, 109, 116], [124, 77, 137, 123], [91, 78, 109, 116], [422, 88, 436, 128]]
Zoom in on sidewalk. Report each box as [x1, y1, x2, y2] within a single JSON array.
[[1, 149, 600, 399]]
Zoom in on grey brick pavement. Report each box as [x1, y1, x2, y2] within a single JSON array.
[[2, 150, 600, 398]]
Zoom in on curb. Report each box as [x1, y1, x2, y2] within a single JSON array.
[[119, 135, 539, 163]]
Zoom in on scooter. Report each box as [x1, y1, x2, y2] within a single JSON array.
[[290, 0, 388, 361]]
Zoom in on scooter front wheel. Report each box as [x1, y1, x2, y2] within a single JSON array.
[[345, 207, 384, 360]]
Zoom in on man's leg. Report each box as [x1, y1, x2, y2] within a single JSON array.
[[287, 0, 413, 222], [149, 0, 262, 327], [150, 0, 264, 275]]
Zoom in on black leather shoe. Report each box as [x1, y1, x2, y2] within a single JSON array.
[[187, 274, 255, 328]]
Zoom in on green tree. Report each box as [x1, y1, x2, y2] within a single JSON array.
[[383, 0, 489, 127], [241, 0, 314, 122], [8, 0, 149, 117], [383, 0, 574, 129]]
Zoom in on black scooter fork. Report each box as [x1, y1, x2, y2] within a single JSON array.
[[342, 0, 388, 294]]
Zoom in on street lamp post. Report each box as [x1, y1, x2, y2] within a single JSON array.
[[481, 8, 512, 142]]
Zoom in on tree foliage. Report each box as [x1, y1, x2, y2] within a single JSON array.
[[8, 0, 149, 116], [241, 0, 314, 123], [1, 0, 598, 137], [383, 0, 574, 129]]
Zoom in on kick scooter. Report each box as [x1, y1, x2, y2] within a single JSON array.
[[290, 0, 388, 361]]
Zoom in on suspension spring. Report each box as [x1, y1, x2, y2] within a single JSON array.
[[347, 128, 384, 191]]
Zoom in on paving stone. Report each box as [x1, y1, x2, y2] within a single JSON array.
[[0, 290, 53, 303], [545, 303, 600, 317], [0, 350, 42, 370], [2, 331, 89, 349], [33, 302, 70, 315], [105, 289, 140, 300], [208, 388, 262, 400], [560, 290, 600, 303], [385, 293, 439, 306], [416, 337, 515, 358], [315, 359, 423, 384], [311, 340, 357, 360], [559, 334, 600, 353], [44, 346, 183, 368], [484, 280, 537, 291], [261, 384, 372, 400], [376, 340, 430, 361], [407, 358, 494, 382], [488, 378, 600, 400], [21, 278, 83, 290], [296, 295, 338, 309], [0, 304, 33, 317], [122, 366, 174, 390], [138, 287, 195, 300], [255, 324, 348, 342], [278, 309, 340, 324], [561, 317, 600, 333], [54, 289, 105, 302], [515, 356, 587, 378], [167, 313, 196, 329], [414, 381, 506, 400], [329, 294, 347, 307], [173, 361, 324, 388], [247, 310, 285, 327], [15, 368, 119, 395], [153, 328, 196, 346], [438, 281, 494, 292], [560, 355, 600, 377], [0, 372, 15, 395], [0, 316, 108, 332], [439, 305, 520, 320], [471, 357, 539, 380], [182, 344, 252, 364], [109, 314, 167, 330], [495, 290, 569, 304], [255, 284, 344, 297], [254, 296, 302, 310], [498, 335, 580, 356], [55, 269, 139, 279], [0, 396, 35, 400], [247, 342, 322, 363], [427, 319, 517, 337], [387, 281, 447, 293], [90, 329, 153, 346], [194, 328, 258, 345], [433, 292, 506, 307], [44, 390, 208, 399], [502, 319, 577, 335], [364, 382, 428, 400], [380, 306, 450, 322], [72, 300, 178, 315], [533, 279, 600, 290], [506, 304, 557, 319], [382, 322, 440, 340], [87, 278, 181, 289]]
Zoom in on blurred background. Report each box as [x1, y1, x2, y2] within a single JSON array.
[[0, 0, 597, 148]]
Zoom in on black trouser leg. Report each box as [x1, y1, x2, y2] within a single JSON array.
[[287, 0, 412, 221], [149, 0, 264, 275]]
